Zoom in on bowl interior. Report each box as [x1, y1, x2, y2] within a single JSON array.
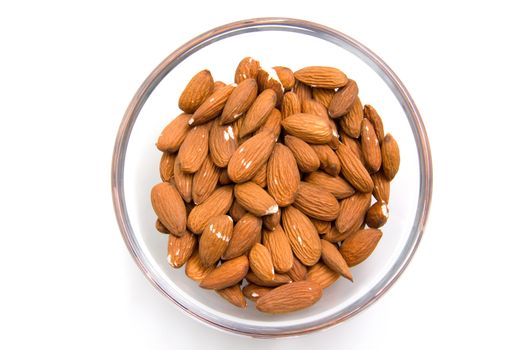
[[117, 22, 427, 336]]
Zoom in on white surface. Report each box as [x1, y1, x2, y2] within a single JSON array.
[[0, 1, 524, 349]]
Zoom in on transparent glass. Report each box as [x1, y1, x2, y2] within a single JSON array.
[[111, 18, 432, 337]]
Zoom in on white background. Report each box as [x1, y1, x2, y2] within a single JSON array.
[[1, 1, 524, 349]]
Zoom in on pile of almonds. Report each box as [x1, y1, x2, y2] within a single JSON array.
[[151, 57, 400, 314]]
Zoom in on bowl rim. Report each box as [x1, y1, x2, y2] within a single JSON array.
[[111, 17, 433, 338]]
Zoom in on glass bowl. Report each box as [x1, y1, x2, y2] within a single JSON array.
[[111, 17, 432, 337]]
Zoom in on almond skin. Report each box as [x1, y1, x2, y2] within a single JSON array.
[[365, 201, 389, 228], [187, 185, 233, 234], [178, 122, 211, 173], [220, 78, 258, 124], [219, 168, 233, 185], [361, 119, 382, 173], [189, 84, 235, 126], [251, 161, 267, 188], [227, 131, 276, 183], [339, 96, 363, 138], [216, 284, 247, 308], [281, 91, 301, 119], [339, 228, 383, 267], [208, 119, 237, 168], [155, 219, 169, 234], [336, 142, 374, 193], [263, 208, 280, 231], [341, 135, 366, 164], [255, 281, 322, 314], [242, 283, 272, 302], [171, 156, 193, 203], [245, 272, 291, 287], [185, 251, 214, 282], [159, 152, 176, 182], [311, 144, 341, 176], [200, 255, 249, 290], [324, 225, 351, 244], [336, 192, 372, 234], [263, 226, 294, 273], [320, 240, 353, 280], [249, 243, 275, 282], [229, 199, 247, 222], [267, 143, 300, 207], [178, 70, 214, 114], [239, 89, 277, 137], [273, 66, 295, 91], [222, 213, 262, 260], [282, 206, 322, 266], [381, 133, 400, 181], [256, 108, 281, 139], [304, 171, 355, 199], [306, 262, 340, 289], [287, 256, 308, 282], [294, 66, 348, 89], [282, 113, 333, 144], [284, 135, 320, 173], [371, 171, 391, 203], [167, 231, 196, 268], [156, 113, 192, 152], [328, 79, 358, 118], [310, 218, 331, 235], [235, 57, 260, 84], [199, 215, 234, 267], [294, 182, 340, 221], [293, 81, 313, 105], [234, 182, 278, 217], [192, 155, 220, 205], [363, 104, 385, 144], [151, 182, 187, 236], [302, 98, 329, 120], [312, 88, 335, 109], [213, 81, 226, 91], [256, 68, 284, 107]]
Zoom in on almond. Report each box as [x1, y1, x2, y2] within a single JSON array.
[[249, 243, 275, 282], [310, 144, 341, 176], [328, 79, 358, 118], [336, 142, 374, 192], [216, 284, 247, 308], [234, 182, 278, 217], [310, 218, 331, 235], [255, 281, 322, 313], [218, 168, 233, 185], [336, 192, 371, 234], [294, 66, 348, 89], [235, 57, 260, 84], [339, 228, 382, 267], [187, 185, 233, 234], [200, 255, 249, 290], [227, 131, 275, 183], [366, 201, 389, 228], [208, 120, 237, 168], [301, 98, 329, 120], [256, 108, 281, 138], [371, 171, 391, 203], [185, 251, 214, 282], [304, 171, 355, 199], [361, 118, 382, 173], [156, 113, 192, 152], [178, 122, 211, 173], [281, 206, 322, 266], [340, 135, 365, 164], [273, 66, 295, 90], [199, 215, 233, 267], [320, 239, 353, 280], [281, 91, 301, 119], [312, 88, 335, 108], [191, 155, 220, 204], [229, 199, 247, 222], [381, 133, 400, 181], [167, 231, 197, 268], [151, 182, 187, 236], [242, 283, 272, 302], [251, 161, 267, 188], [281, 113, 333, 144], [363, 104, 385, 144], [159, 152, 176, 182], [189, 84, 235, 125], [287, 256, 308, 282], [283, 135, 320, 173], [339, 96, 363, 138], [178, 70, 214, 113], [267, 143, 300, 206], [293, 81, 313, 105], [155, 219, 169, 234], [171, 156, 193, 203], [306, 262, 340, 289], [263, 226, 294, 273], [294, 182, 340, 221], [239, 89, 277, 137], [256, 68, 284, 107], [262, 208, 280, 231], [222, 213, 262, 260], [213, 81, 226, 91], [245, 271, 291, 287], [220, 78, 258, 124]]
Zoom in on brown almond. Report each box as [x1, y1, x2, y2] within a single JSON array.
[[156, 113, 192, 152], [178, 70, 214, 113], [287, 256, 308, 281], [341, 135, 365, 164], [216, 284, 247, 308], [336, 143, 374, 192], [171, 156, 193, 203], [306, 262, 340, 289], [155, 219, 169, 234], [234, 182, 278, 217], [281, 206, 322, 266], [199, 215, 233, 267], [328, 79, 358, 118], [251, 162, 267, 188], [239, 89, 277, 137], [213, 81, 226, 91], [363, 104, 385, 143], [246, 271, 291, 287], [281, 91, 301, 119], [178, 122, 211, 173], [310, 218, 331, 235], [282, 113, 333, 144], [336, 192, 371, 234], [381, 133, 400, 181], [293, 81, 313, 105], [310, 144, 341, 176], [222, 213, 262, 260], [151, 182, 186, 236], [229, 199, 247, 222], [324, 225, 351, 243], [267, 144, 300, 206], [294, 182, 340, 221], [208, 120, 237, 168], [312, 88, 335, 108], [294, 66, 348, 89], [256, 108, 281, 138], [200, 255, 249, 289], [185, 251, 214, 282], [302, 98, 329, 120], [249, 243, 275, 282], [263, 226, 294, 273], [320, 240, 353, 280], [159, 152, 176, 182], [218, 168, 232, 185], [304, 171, 355, 199], [219, 78, 258, 124], [242, 283, 272, 302], [361, 119, 382, 173], [272, 66, 295, 90], [284, 135, 320, 173], [256, 68, 284, 107], [255, 281, 322, 314], [371, 171, 391, 203], [191, 155, 220, 205], [366, 201, 389, 228], [167, 231, 196, 268], [339, 96, 363, 138], [340, 228, 383, 267], [263, 208, 280, 231], [187, 186, 233, 234], [227, 131, 275, 183], [235, 57, 260, 84], [189, 84, 235, 125]]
